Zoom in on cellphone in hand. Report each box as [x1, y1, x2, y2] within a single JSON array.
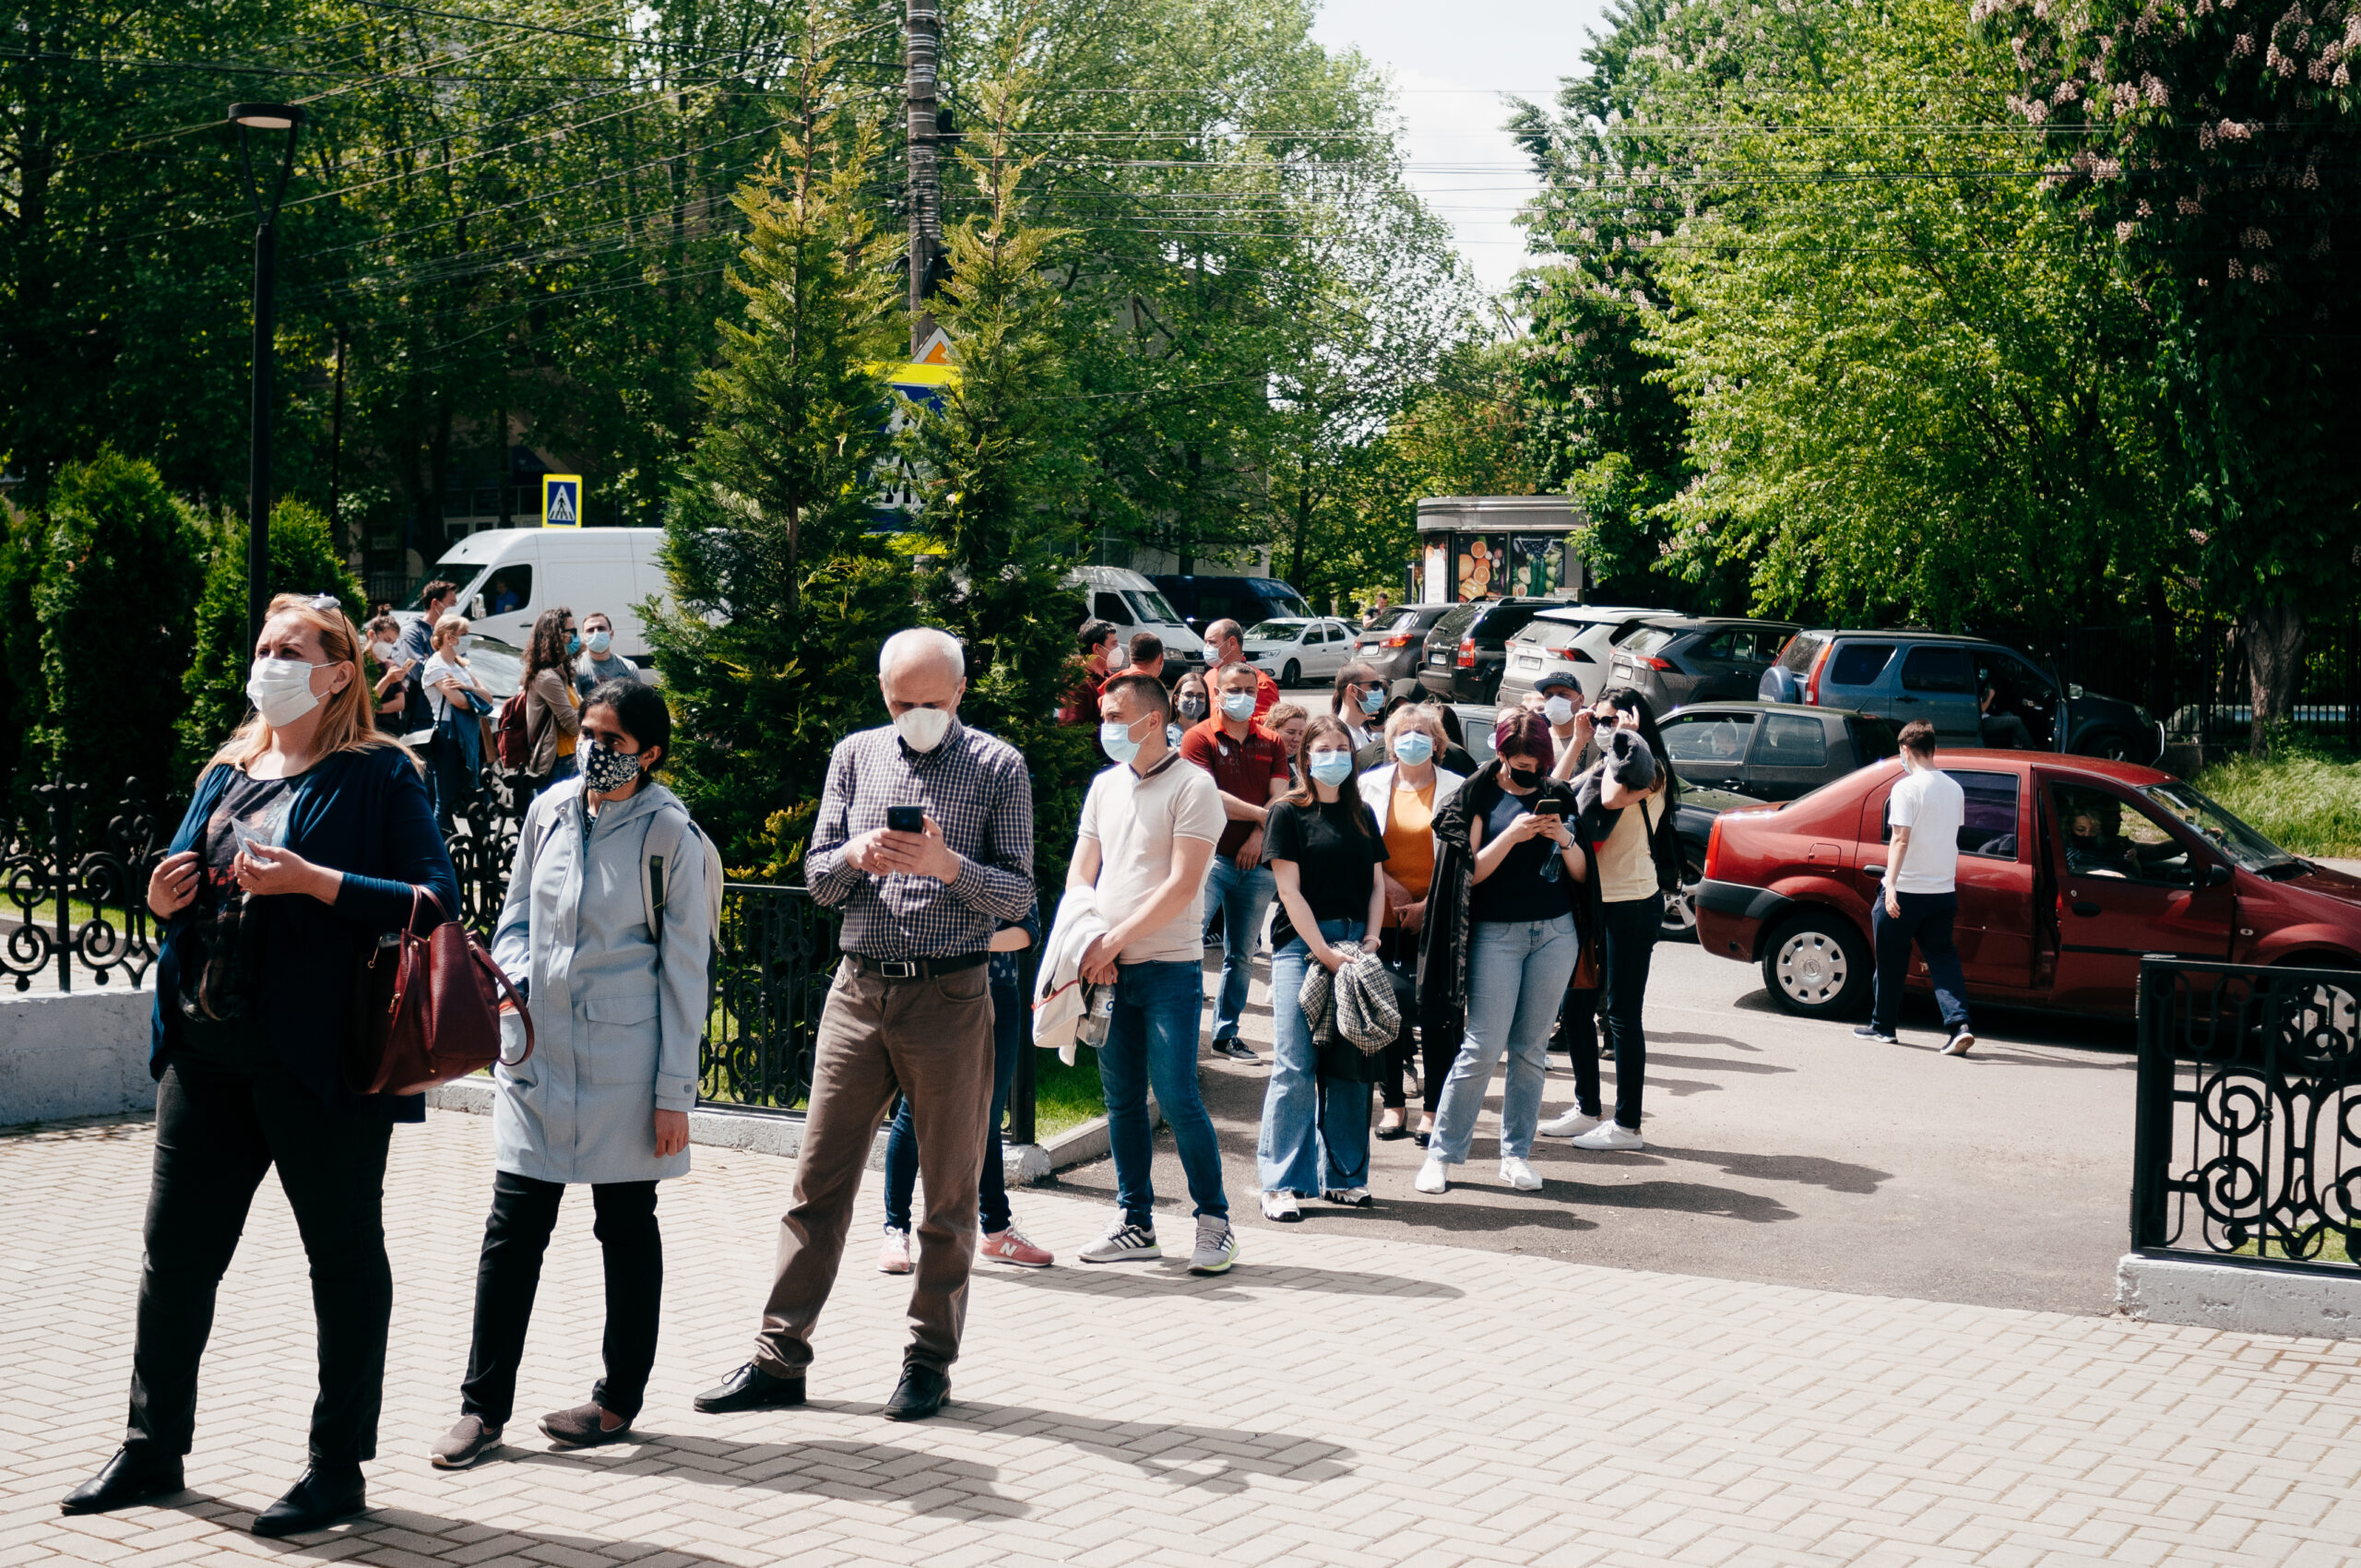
[[1534, 799, 1568, 817], [885, 804, 925, 834]]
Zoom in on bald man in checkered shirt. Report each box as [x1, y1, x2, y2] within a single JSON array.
[[695, 628, 1032, 1424]]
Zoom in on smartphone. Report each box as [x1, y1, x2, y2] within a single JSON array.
[[1535, 799, 1568, 817], [885, 804, 925, 834]]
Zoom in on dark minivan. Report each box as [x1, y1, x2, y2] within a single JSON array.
[[1417, 599, 1560, 704]]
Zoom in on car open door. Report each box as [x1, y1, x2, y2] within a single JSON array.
[[2040, 776, 2235, 1011], [1857, 766, 2038, 994]]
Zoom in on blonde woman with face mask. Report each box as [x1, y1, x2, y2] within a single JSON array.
[[64, 594, 459, 1538]]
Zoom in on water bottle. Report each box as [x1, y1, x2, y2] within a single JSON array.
[[1074, 982, 1115, 1046]]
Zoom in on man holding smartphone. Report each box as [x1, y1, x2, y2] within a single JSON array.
[[694, 627, 1033, 1424]]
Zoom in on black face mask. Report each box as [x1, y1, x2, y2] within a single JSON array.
[[1504, 762, 1541, 787]]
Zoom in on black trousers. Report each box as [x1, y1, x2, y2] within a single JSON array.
[[1376, 928, 1453, 1112], [460, 1172, 662, 1425], [127, 1052, 395, 1465], [1560, 982, 1604, 1118], [1599, 896, 1662, 1130]]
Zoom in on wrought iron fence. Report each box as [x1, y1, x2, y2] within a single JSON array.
[[0, 778, 174, 992], [2056, 611, 2361, 750], [2133, 957, 2361, 1270]]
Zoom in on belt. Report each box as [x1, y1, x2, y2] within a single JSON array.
[[844, 952, 989, 982]]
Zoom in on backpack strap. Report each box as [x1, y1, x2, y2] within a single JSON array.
[[640, 800, 692, 951]]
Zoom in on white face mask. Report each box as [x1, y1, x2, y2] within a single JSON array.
[[370, 640, 397, 664], [1544, 695, 1576, 725], [894, 706, 952, 752], [247, 657, 325, 728]]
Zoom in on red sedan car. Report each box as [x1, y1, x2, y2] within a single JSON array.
[[1697, 752, 2361, 1019]]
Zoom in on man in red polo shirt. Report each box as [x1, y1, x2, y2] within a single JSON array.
[[1202, 619, 1279, 727], [1179, 661, 1292, 1062]]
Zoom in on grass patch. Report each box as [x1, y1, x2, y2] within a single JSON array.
[[2193, 751, 2361, 859], [1029, 1045, 1107, 1139], [2231, 1231, 2357, 1266]]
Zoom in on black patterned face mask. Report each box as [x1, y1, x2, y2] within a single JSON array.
[[582, 737, 643, 792]]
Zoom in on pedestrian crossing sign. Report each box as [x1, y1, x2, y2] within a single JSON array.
[[541, 474, 582, 528]]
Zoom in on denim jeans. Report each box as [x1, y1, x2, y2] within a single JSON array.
[[883, 967, 1024, 1235], [1204, 854, 1275, 1042], [1098, 959, 1228, 1227], [1429, 914, 1580, 1164], [1257, 919, 1372, 1194], [1870, 890, 1972, 1034], [1599, 896, 1661, 1131]]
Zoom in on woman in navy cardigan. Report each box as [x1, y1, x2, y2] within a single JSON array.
[[62, 593, 459, 1538]]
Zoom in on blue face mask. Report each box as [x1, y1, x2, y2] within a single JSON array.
[[1220, 690, 1256, 720], [587, 629, 612, 656], [566, 632, 582, 656], [1308, 751, 1355, 787], [1166, 721, 1183, 750], [1358, 688, 1385, 715], [1392, 731, 1435, 766], [1101, 718, 1144, 765]]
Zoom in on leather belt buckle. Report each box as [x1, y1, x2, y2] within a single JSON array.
[[877, 958, 919, 980]]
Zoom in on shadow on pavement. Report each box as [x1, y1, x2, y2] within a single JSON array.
[[1645, 1051, 1796, 1076], [947, 1401, 1356, 1491], [1626, 1144, 1892, 1194], [507, 1434, 1025, 1516], [991, 1258, 1465, 1301]]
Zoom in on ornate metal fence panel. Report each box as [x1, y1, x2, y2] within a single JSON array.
[[2133, 958, 2361, 1270], [701, 884, 839, 1111], [445, 770, 530, 940], [0, 778, 172, 992]]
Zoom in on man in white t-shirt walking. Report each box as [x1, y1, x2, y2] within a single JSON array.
[[1068, 673, 1239, 1273], [1858, 720, 1976, 1054]]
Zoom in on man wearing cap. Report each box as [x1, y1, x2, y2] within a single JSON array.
[[1535, 671, 1591, 770]]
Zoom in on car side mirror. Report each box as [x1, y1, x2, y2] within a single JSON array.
[[469, 594, 487, 619], [2205, 861, 2233, 889]]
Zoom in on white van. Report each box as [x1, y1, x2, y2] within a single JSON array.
[[1072, 566, 1207, 672], [404, 528, 668, 659]]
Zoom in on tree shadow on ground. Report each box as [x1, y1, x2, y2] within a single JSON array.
[[1609, 1144, 1892, 1194], [943, 1402, 1355, 1492], [987, 1258, 1464, 1301]]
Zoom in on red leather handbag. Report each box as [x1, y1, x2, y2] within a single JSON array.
[[346, 887, 533, 1096]]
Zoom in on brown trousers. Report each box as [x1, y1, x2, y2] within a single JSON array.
[[755, 959, 993, 1376]]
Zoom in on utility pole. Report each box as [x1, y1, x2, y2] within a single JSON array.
[[905, 0, 940, 356]]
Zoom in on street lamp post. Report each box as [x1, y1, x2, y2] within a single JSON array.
[[229, 102, 306, 651]]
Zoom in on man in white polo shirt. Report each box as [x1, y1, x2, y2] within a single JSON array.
[[1067, 672, 1237, 1274], [1858, 719, 1976, 1055]]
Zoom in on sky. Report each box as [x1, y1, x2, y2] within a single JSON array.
[[1308, 0, 1614, 295]]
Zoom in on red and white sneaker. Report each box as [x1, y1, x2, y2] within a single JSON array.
[[979, 1226, 1054, 1268], [877, 1228, 912, 1275]]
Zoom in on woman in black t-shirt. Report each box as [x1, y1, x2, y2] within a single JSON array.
[[1415, 707, 1587, 1198], [1255, 716, 1389, 1219]]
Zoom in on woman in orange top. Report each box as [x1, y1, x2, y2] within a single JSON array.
[[1362, 706, 1467, 1139]]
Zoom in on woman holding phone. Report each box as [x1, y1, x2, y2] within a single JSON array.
[[1415, 707, 1587, 1196], [64, 593, 457, 1538]]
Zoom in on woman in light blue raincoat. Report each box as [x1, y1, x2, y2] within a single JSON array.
[[430, 680, 715, 1469]]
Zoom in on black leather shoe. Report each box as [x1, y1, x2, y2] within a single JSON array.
[[883, 1364, 950, 1421], [60, 1445, 184, 1515], [692, 1362, 806, 1414], [250, 1463, 365, 1538]]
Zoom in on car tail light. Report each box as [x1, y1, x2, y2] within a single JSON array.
[[1636, 655, 1674, 671], [1382, 632, 1414, 647], [1456, 636, 1476, 669], [1705, 814, 1724, 881], [1804, 640, 1832, 706]]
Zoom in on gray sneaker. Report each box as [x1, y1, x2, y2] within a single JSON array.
[[430, 1414, 502, 1470], [1188, 1216, 1239, 1275], [1078, 1222, 1161, 1264]]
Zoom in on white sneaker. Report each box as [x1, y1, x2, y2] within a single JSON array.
[[1499, 1156, 1544, 1191], [1188, 1217, 1240, 1275], [1537, 1107, 1607, 1139], [1260, 1190, 1301, 1222], [1414, 1155, 1450, 1194], [1078, 1222, 1160, 1264], [1570, 1120, 1644, 1151], [877, 1227, 912, 1275], [1322, 1187, 1372, 1207]]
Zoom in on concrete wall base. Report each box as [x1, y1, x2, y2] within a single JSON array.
[[2117, 1253, 2361, 1339], [0, 989, 156, 1127]]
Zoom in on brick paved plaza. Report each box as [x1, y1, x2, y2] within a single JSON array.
[[7, 1106, 2361, 1568]]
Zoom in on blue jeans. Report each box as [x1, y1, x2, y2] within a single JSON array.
[[1430, 914, 1580, 1164], [882, 967, 1024, 1236], [1256, 920, 1372, 1194], [1098, 959, 1228, 1227], [1204, 854, 1275, 1042], [1871, 891, 1972, 1034]]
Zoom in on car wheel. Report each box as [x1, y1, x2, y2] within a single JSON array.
[[1660, 854, 1704, 941], [2082, 731, 2131, 762], [1281, 659, 1300, 687], [1760, 910, 1870, 1018]]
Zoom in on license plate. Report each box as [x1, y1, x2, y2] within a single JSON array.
[[1430, 653, 1448, 665], [1514, 654, 1540, 670]]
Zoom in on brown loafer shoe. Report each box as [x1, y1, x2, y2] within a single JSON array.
[[538, 1404, 632, 1450]]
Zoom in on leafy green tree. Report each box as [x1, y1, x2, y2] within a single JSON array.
[[175, 499, 366, 781], [0, 507, 49, 808], [1978, 0, 2361, 749], [902, 61, 1093, 894], [32, 450, 206, 799], [647, 11, 908, 878]]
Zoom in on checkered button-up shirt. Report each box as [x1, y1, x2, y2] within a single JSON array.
[[804, 719, 1035, 958]]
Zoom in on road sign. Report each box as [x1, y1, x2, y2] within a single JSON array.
[[541, 474, 582, 528]]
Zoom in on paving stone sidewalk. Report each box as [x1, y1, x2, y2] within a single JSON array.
[[6, 1111, 2359, 1568]]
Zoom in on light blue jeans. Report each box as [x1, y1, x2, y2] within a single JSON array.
[[1429, 914, 1581, 1165], [1256, 918, 1372, 1194], [1204, 853, 1275, 1042]]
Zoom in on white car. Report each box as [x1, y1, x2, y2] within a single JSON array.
[[1241, 617, 1358, 687], [1498, 604, 1682, 706]]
